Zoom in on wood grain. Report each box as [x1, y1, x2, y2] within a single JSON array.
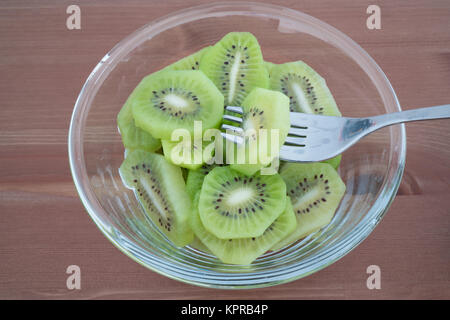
[[0, 0, 449, 299]]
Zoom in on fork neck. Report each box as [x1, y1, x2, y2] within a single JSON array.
[[370, 104, 450, 130]]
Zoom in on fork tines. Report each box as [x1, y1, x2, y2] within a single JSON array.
[[221, 106, 307, 147]]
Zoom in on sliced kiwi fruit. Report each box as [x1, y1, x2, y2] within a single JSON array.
[[200, 32, 269, 106], [162, 46, 211, 72], [119, 150, 194, 247], [117, 48, 212, 152], [117, 89, 161, 152], [264, 61, 276, 75], [189, 236, 212, 254], [191, 193, 296, 265], [116, 32, 349, 261], [228, 88, 290, 176], [181, 167, 189, 182], [271, 162, 346, 251], [322, 154, 342, 170], [269, 61, 341, 116], [161, 138, 215, 170], [198, 166, 287, 239], [280, 157, 341, 171], [185, 164, 221, 200], [269, 61, 343, 167], [131, 70, 224, 140]]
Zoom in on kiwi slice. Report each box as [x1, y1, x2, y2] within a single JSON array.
[[270, 61, 343, 167], [162, 46, 211, 71], [161, 138, 215, 170], [269, 61, 341, 116], [185, 164, 221, 200], [119, 150, 194, 247], [117, 47, 211, 151], [322, 154, 342, 170], [271, 162, 346, 250], [228, 88, 290, 176], [181, 167, 189, 182], [198, 166, 287, 239], [189, 236, 212, 254], [200, 32, 269, 106], [131, 70, 224, 140], [264, 61, 276, 75], [117, 89, 161, 152], [191, 193, 297, 265]]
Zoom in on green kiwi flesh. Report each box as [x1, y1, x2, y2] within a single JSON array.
[[189, 236, 213, 254], [228, 88, 290, 176], [198, 166, 287, 239], [200, 32, 269, 106], [161, 138, 215, 170], [264, 61, 276, 75], [271, 162, 346, 250], [185, 164, 221, 200], [117, 47, 211, 152], [162, 46, 211, 72], [131, 70, 224, 140], [322, 154, 342, 170], [117, 91, 161, 152], [119, 150, 194, 247], [269, 61, 341, 116], [269, 61, 342, 167], [192, 193, 296, 265]]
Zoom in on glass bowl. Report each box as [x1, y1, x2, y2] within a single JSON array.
[[68, 1, 405, 289]]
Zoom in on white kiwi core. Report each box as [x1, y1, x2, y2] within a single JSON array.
[[139, 176, 167, 220], [164, 94, 189, 109], [227, 52, 242, 103], [293, 186, 321, 209], [226, 187, 254, 207], [292, 82, 313, 113]]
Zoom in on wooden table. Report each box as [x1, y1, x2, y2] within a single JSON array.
[[1, 0, 449, 299]]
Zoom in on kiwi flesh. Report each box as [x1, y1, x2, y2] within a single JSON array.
[[117, 90, 161, 152], [161, 138, 215, 170], [117, 47, 211, 152], [271, 162, 346, 250], [264, 61, 276, 75], [162, 46, 211, 72], [191, 193, 297, 265], [131, 70, 224, 140], [189, 236, 213, 254], [181, 167, 189, 182], [228, 88, 290, 176], [200, 32, 269, 106], [269, 61, 342, 167], [322, 154, 342, 170], [185, 164, 221, 200], [269, 61, 341, 116], [119, 150, 194, 247], [198, 166, 287, 239]]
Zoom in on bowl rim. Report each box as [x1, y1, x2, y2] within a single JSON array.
[[68, 1, 406, 289]]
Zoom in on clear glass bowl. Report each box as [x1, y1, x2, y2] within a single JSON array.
[[68, 2, 405, 289]]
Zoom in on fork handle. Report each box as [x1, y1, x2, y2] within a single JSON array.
[[371, 104, 450, 129]]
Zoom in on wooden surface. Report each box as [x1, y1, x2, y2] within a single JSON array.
[[1, 0, 449, 299]]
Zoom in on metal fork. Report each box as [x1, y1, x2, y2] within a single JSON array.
[[221, 104, 450, 162]]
